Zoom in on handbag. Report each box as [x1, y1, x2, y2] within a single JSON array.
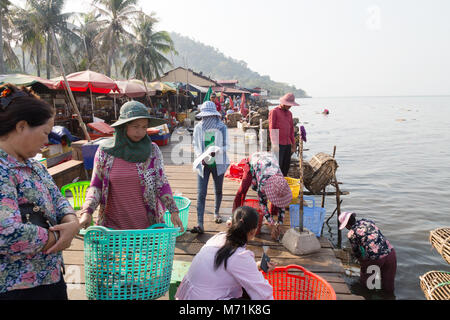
[[19, 203, 57, 229]]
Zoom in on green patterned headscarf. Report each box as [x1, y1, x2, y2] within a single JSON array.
[[100, 124, 152, 163], [99, 101, 154, 163]]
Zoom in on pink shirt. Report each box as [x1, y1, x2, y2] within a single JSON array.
[[103, 158, 149, 230], [269, 106, 295, 146], [175, 233, 274, 300]]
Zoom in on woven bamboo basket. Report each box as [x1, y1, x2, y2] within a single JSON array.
[[305, 153, 338, 194], [429, 227, 450, 264], [287, 157, 314, 183], [419, 271, 450, 300]]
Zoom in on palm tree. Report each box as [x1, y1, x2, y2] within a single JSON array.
[[92, 0, 140, 77], [0, 0, 12, 73], [122, 12, 176, 81], [14, 7, 45, 76], [76, 12, 104, 71], [25, 0, 79, 79]]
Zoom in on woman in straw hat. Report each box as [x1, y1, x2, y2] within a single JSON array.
[[79, 101, 183, 232], [339, 212, 396, 296], [191, 101, 230, 234], [232, 152, 292, 241]]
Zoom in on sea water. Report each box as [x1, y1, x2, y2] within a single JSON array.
[[272, 96, 450, 300]]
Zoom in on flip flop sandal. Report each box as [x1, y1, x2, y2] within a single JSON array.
[[190, 226, 204, 234]]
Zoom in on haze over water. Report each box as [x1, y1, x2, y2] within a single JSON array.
[[284, 95, 450, 300]]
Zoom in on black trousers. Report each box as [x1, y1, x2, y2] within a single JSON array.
[[0, 276, 68, 300], [278, 145, 292, 177]]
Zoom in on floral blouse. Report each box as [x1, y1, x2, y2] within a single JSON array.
[[0, 149, 75, 294], [83, 143, 179, 227], [347, 219, 394, 261], [249, 152, 285, 224]]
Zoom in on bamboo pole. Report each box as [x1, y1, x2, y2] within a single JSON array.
[[89, 88, 95, 122], [50, 28, 91, 142]]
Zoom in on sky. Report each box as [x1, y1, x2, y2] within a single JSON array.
[[59, 0, 450, 97]]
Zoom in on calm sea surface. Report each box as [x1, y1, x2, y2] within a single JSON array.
[[273, 96, 450, 300]]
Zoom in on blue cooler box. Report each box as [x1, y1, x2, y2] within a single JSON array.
[[81, 138, 110, 170]]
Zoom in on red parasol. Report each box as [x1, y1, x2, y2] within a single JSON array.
[[56, 70, 119, 94]]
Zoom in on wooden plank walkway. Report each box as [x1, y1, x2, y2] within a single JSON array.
[[63, 128, 364, 300]]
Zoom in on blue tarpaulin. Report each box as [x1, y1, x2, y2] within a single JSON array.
[[48, 126, 80, 145]]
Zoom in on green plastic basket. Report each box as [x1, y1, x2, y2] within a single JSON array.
[[163, 196, 191, 236], [83, 224, 179, 300]]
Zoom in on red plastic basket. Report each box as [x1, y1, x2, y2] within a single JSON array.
[[262, 265, 336, 300], [243, 199, 264, 235]]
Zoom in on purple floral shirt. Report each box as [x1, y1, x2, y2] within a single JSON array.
[[0, 149, 75, 293], [347, 219, 394, 260]]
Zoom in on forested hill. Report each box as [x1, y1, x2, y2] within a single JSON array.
[[166, 33, 309, 98]]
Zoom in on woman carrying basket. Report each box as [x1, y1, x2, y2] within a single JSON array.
[[79, 101, 183, 232], [232, 152, 292, 241]]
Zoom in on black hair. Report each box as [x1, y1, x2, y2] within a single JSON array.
[[214, 206, 259, 270], [0, 83, 55, 137], [347, 213, 357, 227]]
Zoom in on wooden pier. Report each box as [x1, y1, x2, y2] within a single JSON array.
[[62, 128, 364, 300]]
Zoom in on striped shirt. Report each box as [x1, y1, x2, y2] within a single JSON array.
[[103, 158, 149, 230]]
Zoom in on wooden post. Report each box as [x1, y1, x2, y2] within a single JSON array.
[[89, 88, 95, 122], [298, 135, 304, 232], [50, 27, 90, 141], [332, 145, 342, 248]]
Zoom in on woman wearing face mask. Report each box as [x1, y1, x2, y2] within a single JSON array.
[[191, 101, 230, 234], [0, 84, 79, 300], [78, 101, 183, 232]]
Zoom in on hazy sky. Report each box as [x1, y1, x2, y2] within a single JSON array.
[[60, 0, 450, 97]]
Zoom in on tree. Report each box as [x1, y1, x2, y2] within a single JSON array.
[[14, 6, 45, 76], [26, 0, 79, 79], [0, 0, 20, 73], [58, 11, 104, 73], [92, 0, 140, 77], [122, 12, 176, 81]]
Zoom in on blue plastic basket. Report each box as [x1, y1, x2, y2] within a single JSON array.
[[83, 224, 179, 300], [163, 196, 191, 237], [289, 196, 326, 237]]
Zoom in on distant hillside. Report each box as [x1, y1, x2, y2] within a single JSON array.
[[9, 32, 309, 98], [166, 33, 309, 98]]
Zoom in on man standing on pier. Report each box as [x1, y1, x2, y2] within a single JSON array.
[[268, 93, 299, 176]]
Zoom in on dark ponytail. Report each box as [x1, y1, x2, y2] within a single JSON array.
[[0, 83, 54, 137], [214, 206, 259, 270]]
